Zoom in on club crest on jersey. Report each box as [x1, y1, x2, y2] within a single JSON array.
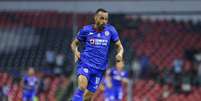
[[105, 31, 110, 36], [83, 68, 89, 73]]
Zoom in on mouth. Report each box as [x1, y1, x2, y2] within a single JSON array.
[[99, 23, 105, 28]]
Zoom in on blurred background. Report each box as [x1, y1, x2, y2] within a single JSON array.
[[0, 0, 201, 101]]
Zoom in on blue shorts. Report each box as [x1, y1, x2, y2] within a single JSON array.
[[23, 90, 35, 101], [104, 88, 115, 101], [112, 87, 123, 100], [76, 65, 105, 93], [104, 87, 123, 101]]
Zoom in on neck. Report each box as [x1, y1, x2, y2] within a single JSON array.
[[116, 68, 122, 72], [93, 24, 103, 32], [29, 74, 34, 77], [94, 24, 98, 29]]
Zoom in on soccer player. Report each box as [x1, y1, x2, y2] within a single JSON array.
[[71, 8, 124, 101], [22, 68, 38, 101], [103, 72, 114, 101], [105, 60, 128, 101]]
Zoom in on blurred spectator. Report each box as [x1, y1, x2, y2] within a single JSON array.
[[56, 53, 65, 68], [172, 58, 183, 75], [162, 85, 170, 99], [160, 67, 172, 85], [54, 53, 65, 75], [171, 58, 183, 93], [1, 82, 10, 101], [139, 55, 150, 78], [45, 50, 56, 68], [181, 65, 192, 95], [131, 58, 141, 80], [158, 85, 170, 101]]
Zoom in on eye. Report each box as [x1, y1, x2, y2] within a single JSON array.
[[100, 17, 105, 20]]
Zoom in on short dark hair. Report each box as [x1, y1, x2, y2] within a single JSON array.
[[96, 8, 108, 14]]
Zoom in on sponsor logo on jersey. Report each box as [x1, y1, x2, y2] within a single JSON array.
[[89, 39, 108, 46]]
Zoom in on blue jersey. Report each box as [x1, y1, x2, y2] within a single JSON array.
[[103, 78, 115, 100], [76, 24, 119, 70], [23, 75, 38, 93], [108, 67, 128, 87]]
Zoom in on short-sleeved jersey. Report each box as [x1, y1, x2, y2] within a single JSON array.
[[76, 24, 119, 70], [108, 67, 128, 87], [23, 75, 38, 93]]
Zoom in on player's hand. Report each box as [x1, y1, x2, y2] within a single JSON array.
[[108, 82, 112, 88], [115, 54, 123, 62], [99, 84, 105, 91], [74, 51, 80, 62]]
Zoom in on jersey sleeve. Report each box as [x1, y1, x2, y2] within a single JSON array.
[[111, 26, 119, 42], [34, 77, 39, 85], [76, 27, 87, 42], [123, 71, 128, 78]]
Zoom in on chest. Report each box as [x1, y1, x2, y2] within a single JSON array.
[[112, 70, 125, 81], [86, 30, 111, 46], [26, 78, 37, 86]]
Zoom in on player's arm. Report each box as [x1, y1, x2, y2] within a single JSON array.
[[99, 83, 105, 91], [115, 40, 124, 61], [122, 71, 129, 84], [105, 75, 112, 88], [122, 77, 129, 84], [105, 69, 112, 88], [71, 38, 80, 62]]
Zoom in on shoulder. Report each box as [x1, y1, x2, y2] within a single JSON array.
[[106, 67, 114, 74], [82, 25, 93, 31], [34, 76, 38, 80], [122, 70, 128, 76], [77, 25, 92, 36], [105, 24, 117, 32], [105, 24, 115, 29], [110, 67, 117, 72]]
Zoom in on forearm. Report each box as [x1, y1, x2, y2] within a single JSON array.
[[122, 78, 129, 84], [116, 40, 124, 56], [71, 39, 79, 54], [117, 44, 124, 56]]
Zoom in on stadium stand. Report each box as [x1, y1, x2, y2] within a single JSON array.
[[1, 11, 201, 101]]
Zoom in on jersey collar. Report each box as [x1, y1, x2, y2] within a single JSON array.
[[92, 24, 106, 32]]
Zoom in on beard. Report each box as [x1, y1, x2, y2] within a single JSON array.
[[97, 23, 105, 29]]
